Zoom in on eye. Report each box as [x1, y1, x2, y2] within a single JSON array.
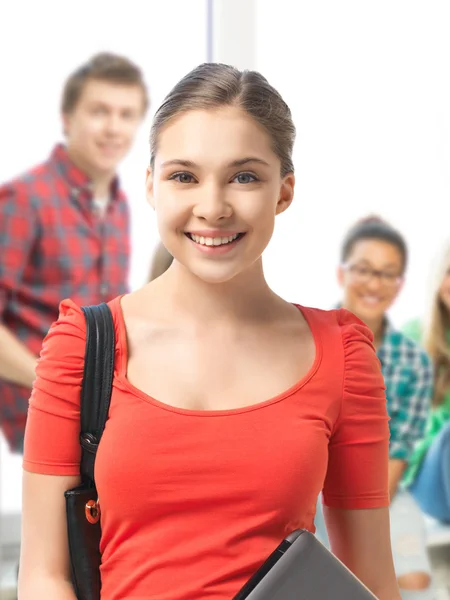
[[169, 172, 196, 184], [232, 172, 258, 184], [122, 110, 136, 120], [92, 107, 107, 116], [353, 265, 369, 276]]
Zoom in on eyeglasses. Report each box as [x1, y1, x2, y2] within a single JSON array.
[[342, 263, 403, 288]]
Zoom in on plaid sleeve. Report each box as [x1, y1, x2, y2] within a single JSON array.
[[0, 182, 37, 317], [389, 351, 433, 461]]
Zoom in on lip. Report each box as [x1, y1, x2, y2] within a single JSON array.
[[186, 230, 244, 237], [357, 295, 385, 306], [97, 143, 122, 154]]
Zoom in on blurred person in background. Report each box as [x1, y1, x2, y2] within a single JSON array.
[[402, 242, 450, 523], [315, 216, 434, 599], [0, 52, 148, 454]]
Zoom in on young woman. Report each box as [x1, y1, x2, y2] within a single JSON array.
[[19, 64, 400, 599], [315, 216, 434, 600], [403, 242, 450, 523]]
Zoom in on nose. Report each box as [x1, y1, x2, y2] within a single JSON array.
[[192, 181, 233, 222], [366, 274, 383, 291], [105, 113, 122, 136]]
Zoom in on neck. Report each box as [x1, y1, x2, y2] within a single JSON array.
[[157, 258, 278, 322], [66, 145, 114, 197], [367, 318, 385, 348]]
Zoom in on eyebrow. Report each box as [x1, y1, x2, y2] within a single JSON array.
[[160, 157, 271, 169]]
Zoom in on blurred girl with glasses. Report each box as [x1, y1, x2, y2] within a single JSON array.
[[316, 215, 435, 599]]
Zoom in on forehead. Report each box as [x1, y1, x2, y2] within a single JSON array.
[[155, 107, 278, 167], [348, 238, 403, 267], [77, 79, 144, 109]]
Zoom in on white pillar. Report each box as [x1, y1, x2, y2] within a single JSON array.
[[209, 0, 256, 70]]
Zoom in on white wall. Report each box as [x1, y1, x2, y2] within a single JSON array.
[[0, 0, 207, 515], [255, 0, 450, 323]]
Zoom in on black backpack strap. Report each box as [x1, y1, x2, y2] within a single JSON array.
[[79, 303, 115, 486]]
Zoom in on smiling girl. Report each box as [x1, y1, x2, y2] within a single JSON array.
[[19, 64, 400, 600]]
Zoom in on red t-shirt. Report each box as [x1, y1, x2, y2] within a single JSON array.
[[23, 297, 390, 600]]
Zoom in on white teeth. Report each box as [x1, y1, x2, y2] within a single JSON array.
[[190, 233, 240, 246]]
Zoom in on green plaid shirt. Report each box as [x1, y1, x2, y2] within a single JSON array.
[[378, 321, 433, 460]]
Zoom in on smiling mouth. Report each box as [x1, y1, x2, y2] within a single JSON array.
[[359, 295, 384, 305], [185, 232, 246, 247]]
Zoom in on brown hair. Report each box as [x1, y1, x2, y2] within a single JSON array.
[[423, 242, 450, 406], [61, 52, 149, 114], [149, 63, 295, 176], [148, 242, 174, 282]]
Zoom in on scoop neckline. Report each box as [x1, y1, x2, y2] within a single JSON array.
[[111, 295, 323, 417]]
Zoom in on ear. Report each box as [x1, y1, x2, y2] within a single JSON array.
[[146, 167, 155, 210], [337, 264, 345, 288], [275, 173, 295, 216], [61, 111, 70, 138]]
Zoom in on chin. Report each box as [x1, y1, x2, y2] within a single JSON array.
[[355, 305, 385, 322], [184, 260, 248, 285], [97, 160, 120, 174]]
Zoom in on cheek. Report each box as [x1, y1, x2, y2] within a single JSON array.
[[341, 277, 359, 297], [155, 198, 189, 230], [384, 288, 399, 304], [73, 120, 101, 142], [238, 192, 278, 224]]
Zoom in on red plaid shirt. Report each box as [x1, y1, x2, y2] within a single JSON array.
[[0, 144, 130, 451]]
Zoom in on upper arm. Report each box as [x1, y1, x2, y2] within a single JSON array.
[[323, 310, 390, 510], [20, 471, 80, 587], [322, 312, 398, 597], [324, 506, 400, 599], [21, 300, 86, 585], [23, 300, 86, 475], [0, 183, 37, 315]]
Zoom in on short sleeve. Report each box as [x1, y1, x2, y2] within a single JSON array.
[[0, 183, 37, 317], [22, 300, 86, 476], [322, 309, 390, 509]]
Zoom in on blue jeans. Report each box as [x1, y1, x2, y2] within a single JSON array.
[[409, 420, 450, 523]]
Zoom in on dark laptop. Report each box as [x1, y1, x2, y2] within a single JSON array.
[[233, 529, 378, 599]]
